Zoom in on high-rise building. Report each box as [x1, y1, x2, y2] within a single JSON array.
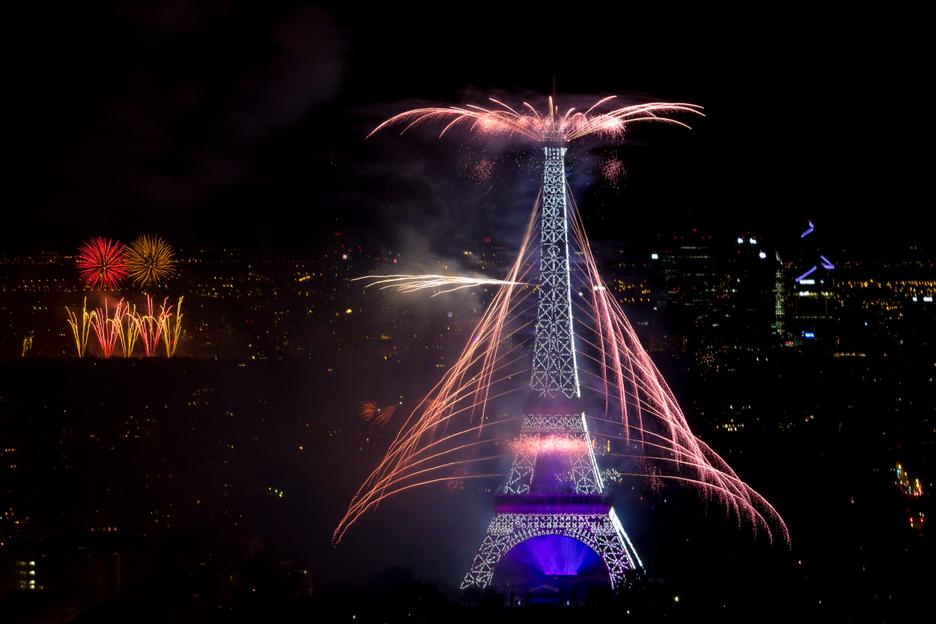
[[654, 230, 779, 357]]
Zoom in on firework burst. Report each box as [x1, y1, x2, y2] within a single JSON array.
[[359, 401, 398, 427], [369, 95, 703, 144], [127, 235, 177, 287], [601, 157, 626, 187], [76, 237, 129, 290], [470, 158, 493, 182]]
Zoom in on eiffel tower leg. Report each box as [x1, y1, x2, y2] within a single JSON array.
[[461, 515, 512, 589], [504, 451, 535, 495]]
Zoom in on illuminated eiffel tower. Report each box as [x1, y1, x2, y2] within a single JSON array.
[[461, 144, 643, 590]]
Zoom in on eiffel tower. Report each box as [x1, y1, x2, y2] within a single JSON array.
[[461, 144, 643, 590]]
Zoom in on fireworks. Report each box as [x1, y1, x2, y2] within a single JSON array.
[[601, 157, 625, 187], [114, 302, 140, 357], [368, 95, 703, 144], [65, 297, 95, 357], [67, 233, 184, 356], [127, 235, 177, 287], [470, 158, 493, 182], [352, 274, 525, 296], [359, 401, 398, 427], [160, 296, 184, 357], [90, 299, 122, 358], [74, 234, 179, 290], [76, 237, 129, 290], [64, 295, 184, 357], [135, 295, 164, 356]]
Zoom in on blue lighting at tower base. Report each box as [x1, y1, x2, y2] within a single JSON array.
[[494, 535, 609, 590]]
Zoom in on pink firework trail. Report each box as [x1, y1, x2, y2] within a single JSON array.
[[336, 93, 787, 546], [334, 200, 541, 543]]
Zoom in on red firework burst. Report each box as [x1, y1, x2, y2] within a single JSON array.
[[76, 237, 129, 290]]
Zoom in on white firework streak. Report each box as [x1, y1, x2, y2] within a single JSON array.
[[352, 274, 526, 297]]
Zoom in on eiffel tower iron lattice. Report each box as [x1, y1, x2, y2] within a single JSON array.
[[461, 146, 643, 590]]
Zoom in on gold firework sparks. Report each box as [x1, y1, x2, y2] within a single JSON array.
[[127, 235, 177, 287], [65, 297, 95, 357]]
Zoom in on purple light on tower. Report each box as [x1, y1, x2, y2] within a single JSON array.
[[801, 220, 815, 238], [508, 535, 602, 576], [820, 255, 835, 270]]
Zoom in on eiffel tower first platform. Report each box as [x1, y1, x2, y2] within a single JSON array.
[[461, 145, 643, 590]]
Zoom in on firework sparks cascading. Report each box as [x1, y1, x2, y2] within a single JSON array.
[[368, 95, 703, 143], [352, 274, 525, 296], [90, 299, 124, 358], [333, 202, 541, 543], [335, 94, 787, 546], [65, 297, 95, 357], [160, 296, 184, 357], [65, 295, 184, 357], [114, 302, 141, 357], [127, 235, 177, 287], [76, 237, 129, 290], [134, 295, 165, 356]]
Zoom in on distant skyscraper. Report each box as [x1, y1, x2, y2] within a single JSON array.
[[655, 230, 778, 357], [790, 220, 836, 346]]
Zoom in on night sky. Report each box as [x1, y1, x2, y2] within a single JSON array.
[[4, 5, 929, 256]]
